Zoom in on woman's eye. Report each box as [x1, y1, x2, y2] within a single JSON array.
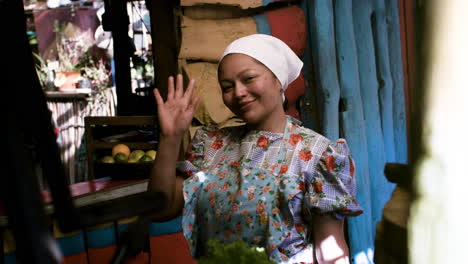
[[244, 76, 255, 83], [222, 86, 233, 92]]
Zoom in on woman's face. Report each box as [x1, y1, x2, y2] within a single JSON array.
[[218, 53, 285, 130]]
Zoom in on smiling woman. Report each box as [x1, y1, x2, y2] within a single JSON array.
[[148, 34, 362, 264]]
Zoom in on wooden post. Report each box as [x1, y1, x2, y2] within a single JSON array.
[[333, 1, 374, 262], [352, 0, 390, 240], [386, 0, 408, 165], [372, 0, 396, 163], [302, 0, 340, 139]]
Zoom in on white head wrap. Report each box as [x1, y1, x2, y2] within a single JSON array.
[[219, 34, 303, 101]]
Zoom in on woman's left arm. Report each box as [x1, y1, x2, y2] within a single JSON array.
[[312, 214, 350, 264]]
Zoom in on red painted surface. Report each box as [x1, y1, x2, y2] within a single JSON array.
[[285, 72, 306, 120], [62, 252, 87, 264], [150, 232, 196, 264], [87, 245, 117, 264], [265, 5, 306, 56]]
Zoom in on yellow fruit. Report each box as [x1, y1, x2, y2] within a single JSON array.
[[112, 144, 131, 156], [128, 158, 138, 163], [101, 156, 115, 163], [114, 153, 128, 163], [139, 155, 153, 163], [129, 150, 145, 161], [145, 150, 157, 160]]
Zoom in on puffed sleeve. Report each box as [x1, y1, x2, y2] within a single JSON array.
[[304, 139, 363, 219]]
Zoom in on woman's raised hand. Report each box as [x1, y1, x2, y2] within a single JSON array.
[[153, 74, 200, 138]]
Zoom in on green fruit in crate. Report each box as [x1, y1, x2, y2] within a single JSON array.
[[129, 150, 145, 161], [139, 155, 154, 163], [114, 153, 128, 163], [145, 150, 157, 160], [101, 156, 115, 163]]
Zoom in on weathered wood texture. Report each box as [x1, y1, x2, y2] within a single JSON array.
[[372, 0, 396, 163], [353, 0, 392, 239], [387, 0, 408, 165], [301, 0, 340, 140], [179, 16, 257, 62], [302, 0, 407, 263], [333, 1, 374, 263]]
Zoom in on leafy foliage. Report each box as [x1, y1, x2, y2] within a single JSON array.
[[197, 239, 274, 264]]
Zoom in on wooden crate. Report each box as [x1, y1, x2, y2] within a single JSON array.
[[85, 116, 158, 180]]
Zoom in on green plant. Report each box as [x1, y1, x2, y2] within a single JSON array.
[[197, 239, 274, 264]]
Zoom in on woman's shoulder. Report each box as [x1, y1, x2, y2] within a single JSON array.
[[193, 124, 244, 141], [289, 123, 332, 147]]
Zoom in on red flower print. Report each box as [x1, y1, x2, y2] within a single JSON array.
[[350, 157, 355, 177], [185, 151, 196, 162], [210, 139, 223, 149], [188, 224, 193, 232], [325, 155, 335, 173], [262, 186, 272, 194], [210, 198, 216, 206], [258, 173, 266, 179], [289, 134, 303, 146], [241, 210, 248, 215], [208, 130, 222, 138], [229, 161, 240, 167], [297, 181, 306, 191], [192, 186, 198, 192], [231, 202, 239, 212], [279, 164, 288, 174], [257, 135, 269, 148], [235, 224, 243, 233], [221, 182, 229, 191], [340, 206, 351, 213], [295, 223, 305, 233], [228, 193, 236, 201], [248, 192, 255, 201], [256, 202, 266, 214], [273, 221, 281, 229], [299, 150, 313, 161], [209, 192, 216, 199], [313, 181, 323, 193], [272, 208, 280, 214], [219, 172, 227, 179], [186, 170, 193, 177]]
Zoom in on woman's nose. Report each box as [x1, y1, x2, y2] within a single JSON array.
[[234, 83, 247, 98]]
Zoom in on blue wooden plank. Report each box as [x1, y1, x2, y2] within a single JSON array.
[[333, 1, 375, 263], [352, 0, 390, 241], [386, 0, 408, 164], [301, 0, 340, 140], [372, 0, 397, 164], [299, 2, 320, 132], [253, 13, 272, 36]]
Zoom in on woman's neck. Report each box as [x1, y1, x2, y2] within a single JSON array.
[[246, 113, 287, 133]]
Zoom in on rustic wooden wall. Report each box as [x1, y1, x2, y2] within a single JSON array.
[[300, 0, 408, 263]]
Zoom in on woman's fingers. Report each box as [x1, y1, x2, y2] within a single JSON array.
[[175, 74, 183, 98], [153, 88, 163, 106], [183, 79, 196, 101], [167, 76, 175, 100]]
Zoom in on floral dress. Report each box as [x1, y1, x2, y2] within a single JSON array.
[[176, 116, 363, 263]]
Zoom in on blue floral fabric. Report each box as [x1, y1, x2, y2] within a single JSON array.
[[177, 117, 362, 263]]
